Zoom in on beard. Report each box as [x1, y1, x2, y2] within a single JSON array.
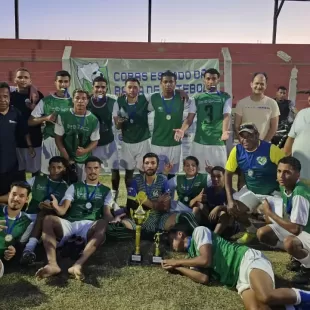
[[145, 169, 156, 176]]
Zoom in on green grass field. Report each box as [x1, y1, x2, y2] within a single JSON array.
[[0, 176, 306, 310]]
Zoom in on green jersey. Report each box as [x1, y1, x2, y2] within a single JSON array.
[[56, 109, 99, 163], [176, 173, 208, 206], [64, 181, 112, 222], [280, 181, 310, 233], [0, 207, 31, 258], [27, 175, 68, 214], [188, 226, 248, 288], [149, 92, 184, 147], [40, 95, 72, 140], [116, 95, 150, 144], [89, 96, 115, 146], [194, 92, 231, 146]]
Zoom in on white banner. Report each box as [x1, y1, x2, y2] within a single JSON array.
[[69, 58, 219, 171]]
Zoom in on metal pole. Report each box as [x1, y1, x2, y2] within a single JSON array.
[[148, 0, 152, 42], [272, 0, 278, 44], [15, 0, 19, 39]]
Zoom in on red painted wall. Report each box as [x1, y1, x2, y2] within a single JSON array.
[[0, 39, 309, 109]]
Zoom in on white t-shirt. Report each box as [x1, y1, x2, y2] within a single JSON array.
[[288, 108, 310, 181], [192, 226, 213, 251]]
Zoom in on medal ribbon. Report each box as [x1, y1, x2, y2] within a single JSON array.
[[184, 175, 197, 195], [85, 182, 101, 203], [144, 176, 157, 198], [4, 207, 21, 235], [286, 196, 293, 215], [126, 98, 137, 121], [161, 93, 175, 116]]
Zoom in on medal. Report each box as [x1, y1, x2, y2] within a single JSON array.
[[130, 119, 134, 124], [184, 196, 189, 202], [4, 234, 13, 243], [85, 202, 92, 209], [162, 93, 175, 121], [166, 115, 172, 120], [248, 169, 254, 177]]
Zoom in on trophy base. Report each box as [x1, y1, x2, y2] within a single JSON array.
[[151, 256, 163, 264], [130, 253, 143, 264]]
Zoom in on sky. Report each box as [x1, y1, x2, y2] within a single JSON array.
[[1, 0, 310, 44]]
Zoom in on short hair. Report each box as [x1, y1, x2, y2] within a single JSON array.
[[160, 70, 177, 82], [211, 166, 225, 174], [278, 86, 287, 92], [0, 82, 10, 92], [49, 156, 69, 167], [85, 156, 102, 167], [15, 67, 30, 75], [278, 156, 301, 172], [143, 152, 159, 165], [10, 181, 31, 196], [93, 76, 108, 86], [125, 78, 140, 86], [55, 70, 71, 80], [168, 223, 193, 237], [183, 156, 199, 167], [203, 68, 220, 78], [72, 89, 89, 99], [252, 72, 268, 82]]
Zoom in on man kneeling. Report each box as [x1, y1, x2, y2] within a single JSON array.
[[35, 156, 121, 280], [162, 224, 310, 310]]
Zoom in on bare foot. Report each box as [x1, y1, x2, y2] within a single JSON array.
[[68, 264, 85, 281], [35, 264, 61, 279]]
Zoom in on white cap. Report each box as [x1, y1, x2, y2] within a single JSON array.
[[233, 187, 261, 213]]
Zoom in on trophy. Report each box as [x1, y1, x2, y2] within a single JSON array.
[[152, 232, 163, 264], [129, 191, 149, 263]]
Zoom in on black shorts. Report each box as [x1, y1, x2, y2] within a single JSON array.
[[0, 169, 25, 195]]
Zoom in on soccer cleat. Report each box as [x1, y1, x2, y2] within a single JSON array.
[[20, 250, 36, 265], [287, 257, 301, 272], [236, 232, 256, 244]]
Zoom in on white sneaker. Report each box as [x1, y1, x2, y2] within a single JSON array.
[[112, 201, 120, 211]]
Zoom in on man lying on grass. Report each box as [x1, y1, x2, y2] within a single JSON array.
[[162, 224, 310, 310]]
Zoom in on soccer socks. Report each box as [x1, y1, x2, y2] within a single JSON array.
[[24, 237, 39, 253], [293, 288, 310, 305], [111, 190, 119, 201]]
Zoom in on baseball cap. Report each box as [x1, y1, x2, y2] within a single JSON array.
[[239, 123, 258, 134]]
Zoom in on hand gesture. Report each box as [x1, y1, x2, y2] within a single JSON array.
[[76, 147, 87, 156], [4, 246, 16, 261], [46, 112, 57, 124], [173, 128, 185, 142], [28, 146, 36, 158], [221, 131, 230, 141], [50, 194, 59, 209], [227, 200, 239, 217], [176, 89, 189, 101], [208, 206, 221, 222], [205, 160, 214, 174], [261, 199, 272, 216], [195, 189, 205, 203]]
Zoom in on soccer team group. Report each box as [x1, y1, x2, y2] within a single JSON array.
[[1, 67, 310, 309]]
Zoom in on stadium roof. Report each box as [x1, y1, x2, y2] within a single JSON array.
[[273, 0, 310, 43]]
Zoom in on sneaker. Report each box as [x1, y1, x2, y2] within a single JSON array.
[[236, 232, 256, 244], [287, 257, 301, 272], [292, 267, 310, 285], [20, 250, 36, 265]]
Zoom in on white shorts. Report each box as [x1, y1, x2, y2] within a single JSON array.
[[191, 142, 227, 171], [58, 218, 94, 247], [19, 214, 38, 243], [151, 144, 182, 174], [236, 248, 275, 295], [120, 139, 151, 171], [92, 141, 119, 171], [170, 200, 192, 213], [16, 147, 42, 173], [41, 137, 60, 175]]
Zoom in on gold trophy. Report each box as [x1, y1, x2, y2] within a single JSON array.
[[152, 232, 163, 264], [130, 191, 149, 263]]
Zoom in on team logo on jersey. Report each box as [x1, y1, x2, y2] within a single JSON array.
[[152, 190, 160, 198], [157, 107, 164, 112], [256, 156, 267, 166]]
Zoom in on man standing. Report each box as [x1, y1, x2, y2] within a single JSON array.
[[174, 68, 232, 169], [55, 89, 100, 181], [29, 70, 72, 175], [225, 123, 285, 244], [147, 71, 195, 177], [234, 73, 280, 142], [0, 82, 35, 199], [10, 68, 44, 178], [89, 76, 120, 202], [113, 78, 151, 186], [275, 86, 296, 124], [0, 182, 32, 277], [35, 156, 120, 280], [257, 156, 310, 284], [284, 107, 310, 185]]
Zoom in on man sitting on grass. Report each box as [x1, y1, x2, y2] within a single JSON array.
[[162, 223, 310, 310], [0, 182, 32, 277], [35, 156, 122, 280]]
